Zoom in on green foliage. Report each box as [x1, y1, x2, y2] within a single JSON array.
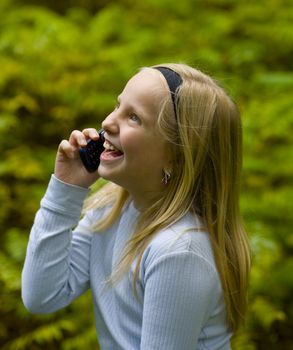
[[0, 0, 292, 348]]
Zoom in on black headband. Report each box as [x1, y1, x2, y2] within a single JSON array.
[[154, 66, 182, 119]]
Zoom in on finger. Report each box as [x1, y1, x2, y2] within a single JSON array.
[[58, 140, 77, 159], [82, 128, 99, 140], [69, 130, 87, 147]]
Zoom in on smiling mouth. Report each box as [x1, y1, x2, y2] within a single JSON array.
[[102, 140, 124, 158]]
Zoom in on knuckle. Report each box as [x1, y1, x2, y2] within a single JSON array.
[[59, 140, 68, 150], [82, 128, 93, 134], [71, 129, 81, 137]]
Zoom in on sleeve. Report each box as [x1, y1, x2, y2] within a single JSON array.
[[140, 251, 218, 350], [21, 175, 94, 314]]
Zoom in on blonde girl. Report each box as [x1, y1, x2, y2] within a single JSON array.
[[22, 63, 250, 350]]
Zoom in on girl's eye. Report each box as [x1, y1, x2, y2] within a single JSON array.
[[129, 114, 141, 123]]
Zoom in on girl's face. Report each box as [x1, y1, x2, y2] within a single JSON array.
[[99, 69, 171, 208]]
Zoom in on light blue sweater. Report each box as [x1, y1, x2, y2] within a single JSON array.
[[22, 175, 232, 349]]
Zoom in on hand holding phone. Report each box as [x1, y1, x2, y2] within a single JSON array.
[[79, 129, 105, 172]]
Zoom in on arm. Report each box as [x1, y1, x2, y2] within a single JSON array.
[[140, 251, 218, 350], [21, 175, 93, 314], [22, 128, 102, 313]]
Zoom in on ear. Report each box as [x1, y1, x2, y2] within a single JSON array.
[[161, 169, 171, 185]]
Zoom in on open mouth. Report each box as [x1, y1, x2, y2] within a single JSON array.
[[102, 140, 124, 158]]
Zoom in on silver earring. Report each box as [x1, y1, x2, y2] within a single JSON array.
[[161, 170, 171, 185]]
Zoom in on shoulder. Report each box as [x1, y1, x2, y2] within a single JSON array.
[[140, 213, 218, 279]]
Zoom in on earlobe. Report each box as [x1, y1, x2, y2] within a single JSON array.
[[161, 169, 171, 185]]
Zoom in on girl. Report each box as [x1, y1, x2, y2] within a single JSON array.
[[22, 63, 251, 349]]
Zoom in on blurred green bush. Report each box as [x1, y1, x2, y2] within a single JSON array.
[[0, 0, 292, 349]]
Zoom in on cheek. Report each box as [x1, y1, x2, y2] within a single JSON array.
[[121, 133, 168, 168], [121, 139, 140, 161]]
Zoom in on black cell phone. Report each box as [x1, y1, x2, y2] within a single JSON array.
[[79, 129, 105, 172]]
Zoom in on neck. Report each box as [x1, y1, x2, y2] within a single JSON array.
[[129, 188, 165, 211]]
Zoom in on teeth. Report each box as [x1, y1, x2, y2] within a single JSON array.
[[103, 140, 119, 151]]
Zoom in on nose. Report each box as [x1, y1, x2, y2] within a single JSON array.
[[101, 110, 119, 135]]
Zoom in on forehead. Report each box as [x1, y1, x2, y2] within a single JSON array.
[[120, 69, 169, 115]]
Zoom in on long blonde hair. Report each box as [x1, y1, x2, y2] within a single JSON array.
[[84, 63, 251, 332]]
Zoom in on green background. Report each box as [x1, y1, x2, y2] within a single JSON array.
[[0, 0, 292, 349]]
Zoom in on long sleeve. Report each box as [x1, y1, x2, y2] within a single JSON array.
[[21, 175, 92, 314], [22, 183, 231, 349]]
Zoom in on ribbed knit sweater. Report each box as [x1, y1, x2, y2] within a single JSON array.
[[22, 175, 232, 349]]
